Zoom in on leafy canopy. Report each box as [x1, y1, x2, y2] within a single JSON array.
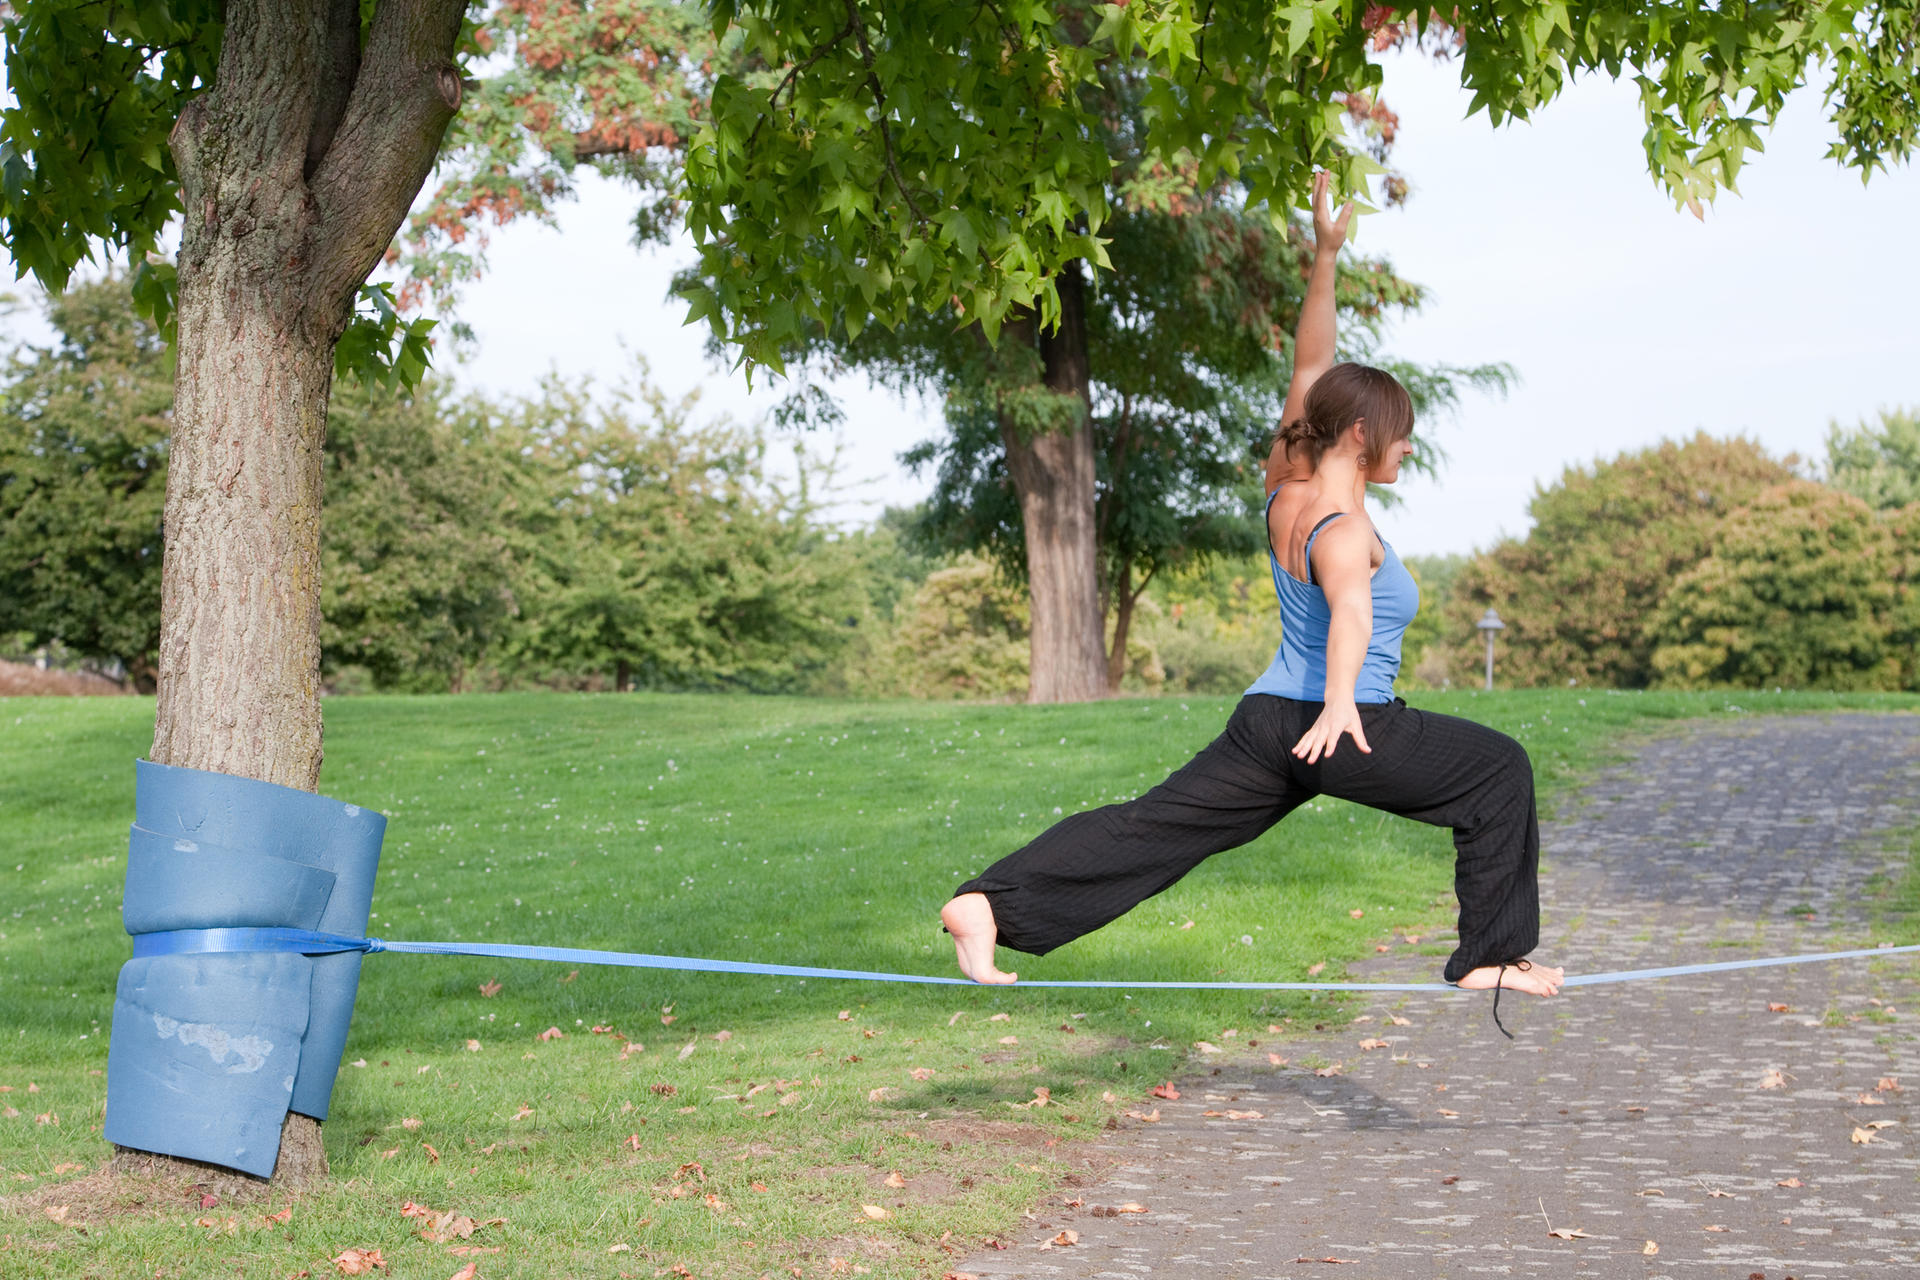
[[685, 0, 1920, 370]]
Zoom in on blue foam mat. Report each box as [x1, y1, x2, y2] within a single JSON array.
[[104, 760, 385, 1177]]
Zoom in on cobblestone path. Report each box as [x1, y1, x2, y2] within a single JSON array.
[[954, 713, 1920, 1279]]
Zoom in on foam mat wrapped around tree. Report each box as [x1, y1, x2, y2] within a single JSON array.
[[105, 760, 385, 1178]]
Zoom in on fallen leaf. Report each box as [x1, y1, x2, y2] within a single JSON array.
[[1851, 1127, 1877, 1144], [677, 1041, 697, 1061], [1289, 1257, 1358, 1264], [861, 1204, 890, 1220], [1545, 1228, 1591, 1240], [332, 1248, 387, 1275], [1767, 1002, 1790, 1013], [1876, 1077, 1902, 1093], [1758, 1069, 1786, 1089], [1194, 1041, 1221, 1054], [1149, 1082, 1180, 1100], [997, 1035, 1019, 1045], [421, 1142, 440, 1164], [1348, 909, 1364, 919], [947, 1012, 966, 1026], [1776, 1177, 1802, 1188], [1707, 1189, 1734, 1199], [750, 1182, 768, 1192], [869, 1087, 895, 1103], [379, 1148, 398, 1160], [477, 980, 501, 998], [1267, 1054, 1289, 1066], [1704, 1224, 1729, 1232], [448, 1265, 477, 1280], [1124, 1108, 1161, 1123], [1043, 1229, 1078, 1248], [401, 1117, 423, 1130], [1306, 963, 1326, 977], [1643, 1240, 1659, 1256], [989, 1013, 1012, 1023], [712, 1030, 732, 1042], [625, 1133, 643, 1150], [1178, 920, 1195, 930], [1358, 1039, 1390, 1051], [464, 1039, 481, 1052], [884, 1171, 907, 1189], [510, 1105, 533, 1120], [1440, 1176, 1459, 1185], [1388, 1015, 1411, 1026], [1637, 1189, 1665, 1197], [536, 1027, 564, 1042], [1313, 1065, 1343, 1078], [42, 1205, 69, 1223], [910, 1068, 935, 1081], [838, 1011, 852, 1021]]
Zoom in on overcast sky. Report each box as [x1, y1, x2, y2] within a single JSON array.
[[8, 50, 1915, 556]]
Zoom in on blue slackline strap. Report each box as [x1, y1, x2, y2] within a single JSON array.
[[128, 927, 1920, 992]]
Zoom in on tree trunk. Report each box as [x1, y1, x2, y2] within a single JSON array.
[[1000, 261, 1107, 703], [1106, 563, 1134, 695], [118, 0, 469, 1190]]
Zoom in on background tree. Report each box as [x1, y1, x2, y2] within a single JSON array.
[[1448, 435, 1797, 688], [320, 379, 531, 692], [1826, 407, 1920, 510], [494, 374, 868, 692], [0, 277, 172, 689], [1648, 481, 1902, 689]]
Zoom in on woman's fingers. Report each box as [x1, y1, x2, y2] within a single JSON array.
[[1348, 720, 1371, 754]]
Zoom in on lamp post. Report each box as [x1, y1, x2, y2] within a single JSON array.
[[1476, 607, 1506, 691]]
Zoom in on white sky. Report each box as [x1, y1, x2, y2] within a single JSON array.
[[7, 51, 1915, 556]]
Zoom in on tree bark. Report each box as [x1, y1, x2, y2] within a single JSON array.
[[1000, 261, 1107, 703], [126, 0, 470, 1190]]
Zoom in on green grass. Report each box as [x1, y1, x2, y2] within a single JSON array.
[[2, 687, 1916, 1278]]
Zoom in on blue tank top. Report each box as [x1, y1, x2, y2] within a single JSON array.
[[1246, 486, 1420, 705]]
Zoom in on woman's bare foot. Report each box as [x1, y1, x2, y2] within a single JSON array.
[[940, 893, 1018, 984], [1454, 958, 1564, 998]]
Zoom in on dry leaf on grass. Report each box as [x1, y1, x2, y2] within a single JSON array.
[[997, 1036, 1019, 1046], [989, 1013, 1012, 1023], [1268, 1053, 1289, 1066], [331, 1248, 387, 1275], [910, 1068, 936, 1081], [477, 980, 501, 998], [536, 1027, 564, 1042], [1314, 1065, 1343, 1078], [1194, 1041, 1222, 1054], [861, 1204, 890, 1220], [448, 1265, 478, 1280], [883, 1171, 907, 1189]]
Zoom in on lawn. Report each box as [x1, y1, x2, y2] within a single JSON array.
[[3, 688, 1916, 1278]]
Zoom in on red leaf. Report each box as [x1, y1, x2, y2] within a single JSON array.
[[1149, 1083, 1180, 1101]]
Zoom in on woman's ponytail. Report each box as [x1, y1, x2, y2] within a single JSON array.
[[1275, 363, 1415, 467]]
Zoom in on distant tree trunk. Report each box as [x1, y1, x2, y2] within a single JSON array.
[[616, 657, 632, 692], [1106, 563, 1144, 695], [123, 0, 469, 1191], [1000, 261, 1106, 703]]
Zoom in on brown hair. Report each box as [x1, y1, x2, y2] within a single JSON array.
[[1276, 362, 1415, 469]]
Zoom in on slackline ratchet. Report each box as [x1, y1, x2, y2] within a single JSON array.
[[130, 927, 1920, 992]]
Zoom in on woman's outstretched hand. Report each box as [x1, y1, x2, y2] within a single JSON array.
[[1454, 959, 1565, 998], [1311, 169, 1354, 256], [1291, 699, 1371, 764]]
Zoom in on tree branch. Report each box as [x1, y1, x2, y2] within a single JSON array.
[[751, 15, 858, 148], [308, 0, 469, 313], [304, 0, 363, 181], [847, 0, 925, 223]]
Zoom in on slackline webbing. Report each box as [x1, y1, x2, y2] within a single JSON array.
[[129, 927, 1920, 991]]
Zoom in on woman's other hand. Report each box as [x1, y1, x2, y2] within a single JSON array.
[[1291, 698, 1371, 764], [1311, 170, 1354, 257]]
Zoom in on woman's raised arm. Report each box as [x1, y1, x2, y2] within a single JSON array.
[[1264, 171, 1353, 492]]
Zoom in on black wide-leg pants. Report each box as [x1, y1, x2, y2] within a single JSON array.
[[954, 695, 1539, 984]]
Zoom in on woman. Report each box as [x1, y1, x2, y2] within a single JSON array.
[[941, 172, 1562, 1004]]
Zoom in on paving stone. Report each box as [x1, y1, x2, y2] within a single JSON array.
[[951, 712, 1920, 1279]]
